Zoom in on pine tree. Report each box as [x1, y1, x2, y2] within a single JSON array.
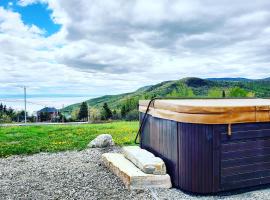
[[0, 103, 3, 113], [78, 102, 88, 121], [101, 103, 112, 120], [121, 105, 127, 118], [222, 90, 226, 98], [3, 105, 7, 113]]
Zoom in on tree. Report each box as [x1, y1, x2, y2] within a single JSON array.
[[125, 110, 139, 121], [228, 87, 249, 97], [112, 110, 118, 120], [101, 103, 112, 120], [71, 109, 80, 121], [222, 90, 226, 98], [121, 105, 127, 118], [3, 105, 7, 113], [167, 82, 194, 97], [0, 103, 3, 113], [0, 114, 11, 123], [90, 108, 101, 121], [0, 103, 27, 123], [208, 88, 222, 98], [78, 102, 88, 121], [16, 110, 28, 122], [40, 112, 50, 122]]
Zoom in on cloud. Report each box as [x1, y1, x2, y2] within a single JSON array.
[[17, 0, 44, 6], [44, 0, 270, 77], [1, 0, 270, 105]]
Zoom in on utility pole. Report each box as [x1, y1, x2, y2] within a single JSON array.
[[24, 86, 27, 123], [87, 103, 90, 123], [62, 104, 65, 123]]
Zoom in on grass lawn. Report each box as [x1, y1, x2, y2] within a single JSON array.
[[0, 121, 139, 158]]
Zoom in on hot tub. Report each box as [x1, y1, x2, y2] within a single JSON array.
[[139, 99, 270, 194]]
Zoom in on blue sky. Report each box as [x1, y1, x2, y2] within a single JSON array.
[[1, 0, 270, 111], [0, 0, 60, 36]]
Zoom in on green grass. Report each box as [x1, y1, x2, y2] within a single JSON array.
[[0, 121, 139, 158]]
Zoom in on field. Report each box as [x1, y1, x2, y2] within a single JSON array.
[[0, 121, 139, 158]]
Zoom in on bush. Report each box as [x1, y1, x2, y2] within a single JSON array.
[[0, 114, 12, 123], [208, 88, 223, 97], [125, 110, 139, 121], [228, 87, 248, 97]]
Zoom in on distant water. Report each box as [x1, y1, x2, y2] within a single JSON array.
[[0, 96, 96, 114]]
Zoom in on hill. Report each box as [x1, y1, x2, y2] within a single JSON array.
[[207, 77, 252, 82], [61, 77, 270, 120]]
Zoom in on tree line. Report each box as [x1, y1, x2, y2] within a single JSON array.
[[73, 85, 255, 122], [0, 103, 34, 123], [72, 100, 139, 122]]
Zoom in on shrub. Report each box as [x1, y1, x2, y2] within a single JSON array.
[[0, 114, 12, 123], [228, 87, 249, 97], [125, 110, 139, 121]]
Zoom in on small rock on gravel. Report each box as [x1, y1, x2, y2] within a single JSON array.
[[88, 134, 114, 148]]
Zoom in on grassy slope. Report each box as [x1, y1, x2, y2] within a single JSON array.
[[0, 121, 138, 157], [62, 77, 270, 114]]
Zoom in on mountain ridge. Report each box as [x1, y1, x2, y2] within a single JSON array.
[[61, 77, 270, 118]]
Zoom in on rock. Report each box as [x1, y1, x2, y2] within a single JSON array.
[[123, 146, 166, 175], [102, 153, 172, 190], [88, 134, 114, 148]]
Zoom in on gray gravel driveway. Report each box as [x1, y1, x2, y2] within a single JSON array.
[[1, 147, 270, 200]]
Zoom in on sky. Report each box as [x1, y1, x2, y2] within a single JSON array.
[[0, 0, 270, 112]]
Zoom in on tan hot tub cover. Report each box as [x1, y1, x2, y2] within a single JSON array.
[[139, 99, 270, 124]]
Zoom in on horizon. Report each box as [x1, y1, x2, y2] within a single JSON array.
[[1, 76, 269, 113], [1, 0, 270, 111]]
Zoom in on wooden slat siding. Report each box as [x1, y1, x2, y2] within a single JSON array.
[[221, 129, 270, 142], [217, 122, 270, 133], [140, 113, 150, 148], [222, 154, 270, 168], [221, 176, 270, 191], [212, 125, 221, 192], [222, 138, 270, 152], [221, 170, 270, 184], [177, 123, 214, 193], [222, 161, 270, 177], [139, 113, 179, 187], [151, 116, 155, 150], [219, 122, 270, 191], [222, 147, 270, 160]]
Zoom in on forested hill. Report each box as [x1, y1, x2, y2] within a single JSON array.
[[61, 77, 270, 120]]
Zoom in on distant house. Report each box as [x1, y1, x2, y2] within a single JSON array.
[[37, 107, 58, 122]]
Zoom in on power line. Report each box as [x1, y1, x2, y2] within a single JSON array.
[[0, 99, 48, 107]]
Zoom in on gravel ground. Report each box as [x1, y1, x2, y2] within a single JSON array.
[[0, 147, 153, 200], [1, 147, 270, 200]]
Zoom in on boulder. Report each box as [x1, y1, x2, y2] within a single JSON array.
[[88, 134, 114, 148]]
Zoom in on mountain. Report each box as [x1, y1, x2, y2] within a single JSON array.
[[208, 77, 270, 82], [261, 77, 270, 81], [61, 77, 270, 119], [207, 77, 252, 82]]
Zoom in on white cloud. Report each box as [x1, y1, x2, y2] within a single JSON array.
[[44, 0, 270, 79], [1, 0, 270, 110], [17, 0, 43, 6]]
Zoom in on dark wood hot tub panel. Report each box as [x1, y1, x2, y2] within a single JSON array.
[[140, 114, 179, 186], [177, 123, 215, 193], [140, 112, 270, 193], [219, 123, 270, 191]]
